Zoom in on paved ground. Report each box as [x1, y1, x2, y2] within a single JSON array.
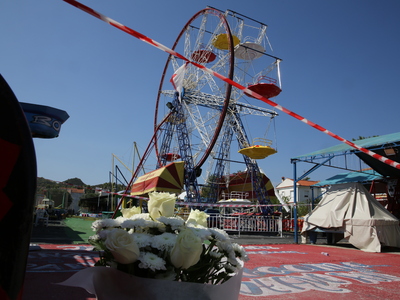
[[22, 218, 400, 299]]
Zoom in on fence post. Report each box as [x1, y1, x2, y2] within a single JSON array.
[[278, 216, 283, 237], [238, 215, 241, 237]]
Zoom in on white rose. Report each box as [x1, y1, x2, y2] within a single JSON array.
[[121, 206, 141, 218], [170, 228, 202, 269], [148, 192, 176, 220], [105, 228, 140, 264], [186, 209, 208, 227]]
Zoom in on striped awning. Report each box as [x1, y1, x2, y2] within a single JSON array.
[[130, 161, 184, 196]]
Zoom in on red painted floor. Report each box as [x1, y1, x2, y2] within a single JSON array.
[[23, 244, 400, 299], [241, 244, 400, 299]]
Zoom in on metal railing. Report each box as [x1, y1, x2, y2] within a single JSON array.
[[207, 215, 283, 236]]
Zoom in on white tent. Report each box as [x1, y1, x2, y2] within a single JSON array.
[[301, 182, 400, 252]]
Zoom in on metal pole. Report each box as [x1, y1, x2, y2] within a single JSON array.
[[293, 160, 298, 243]]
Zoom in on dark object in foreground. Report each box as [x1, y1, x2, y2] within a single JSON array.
[[0, 74, 37, 299]]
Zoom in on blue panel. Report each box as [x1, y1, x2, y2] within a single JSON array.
[[19, 102, 69, 139]]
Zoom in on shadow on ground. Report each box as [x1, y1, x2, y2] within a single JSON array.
[[30, 218, 93, 244]]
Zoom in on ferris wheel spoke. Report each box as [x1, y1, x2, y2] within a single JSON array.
[[182, 102, 212, 147]]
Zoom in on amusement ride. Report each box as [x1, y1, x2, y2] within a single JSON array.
[[128, 7, 283, 213]]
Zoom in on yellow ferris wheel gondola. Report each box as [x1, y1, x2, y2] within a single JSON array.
[[212, 34, 240, 50], [238, 138, 277, 159]]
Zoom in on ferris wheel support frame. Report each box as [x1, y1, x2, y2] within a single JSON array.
[[205, 117, 235, 203], [171, 91, 201, 201], [214, 109, 274, 213]]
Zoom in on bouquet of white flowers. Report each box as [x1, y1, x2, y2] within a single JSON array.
[[60, 191, 247, 299], [89, 191, 248, 284]]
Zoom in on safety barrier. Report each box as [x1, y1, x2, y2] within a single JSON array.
[[207, 215, 283, 236]]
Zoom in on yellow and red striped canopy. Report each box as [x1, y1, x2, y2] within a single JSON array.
[[130, 161, 184, 196]]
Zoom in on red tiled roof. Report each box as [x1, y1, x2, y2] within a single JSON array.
[[278, 178, 319, 187], [297, 180, 319, 186]]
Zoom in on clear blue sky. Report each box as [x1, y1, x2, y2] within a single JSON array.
[[1, 0, 399, 187]]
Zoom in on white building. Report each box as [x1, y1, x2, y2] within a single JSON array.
[[275, 177, 323, 204]]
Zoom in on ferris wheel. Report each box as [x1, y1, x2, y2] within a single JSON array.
[[153, 7, 282, 207]]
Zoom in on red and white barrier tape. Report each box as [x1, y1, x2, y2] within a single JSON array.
[[96, 190, 284, 207], [63, 0, 400, 170], [175, 202, 284, 208]]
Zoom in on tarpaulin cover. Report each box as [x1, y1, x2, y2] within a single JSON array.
[[302, 182, 400, 252], [130, 162, 184, 196]]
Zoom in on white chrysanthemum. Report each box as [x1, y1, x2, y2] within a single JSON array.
[[209, 250, 223, 259], [88, 234, 101, 242], [131, 213, 152, 221], [91, 220, 104, 232], [209, 228, 230, 242], [120, 219, 141, 230], [88, 234, 105, 251], [187, 226, 211, 240], [147, 220, 166, 232], [227, 255, 240, 266], [113, 216, 128, 226], [92, 219, 121, 233], [132, 232, 153, 248], [216, 240, 241, 266], [138, 252, 167, 272], [223, 262, 237, 273], [216, 240, 233, 253], [151, 232, 177, 250], [122, 218, 164, 232], [98, 229, 111, 240], [232, 243, 249, 262], [103, 218, 121, 227], [157, 216, 185, 230]]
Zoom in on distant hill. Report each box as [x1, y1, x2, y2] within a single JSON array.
[[36, 177, 125, 192], [36, 177, 126, 208], [63, 177, 86, 187], [37, 177, 86, 189]]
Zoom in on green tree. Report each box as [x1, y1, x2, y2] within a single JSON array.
[[37, 177, 58, 192], [46, 188, 73, 208], [63, 177, 86, 187], [80, 192, 99, 199], [96, 182, 126, 192], [352, 135, 379, 141]]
